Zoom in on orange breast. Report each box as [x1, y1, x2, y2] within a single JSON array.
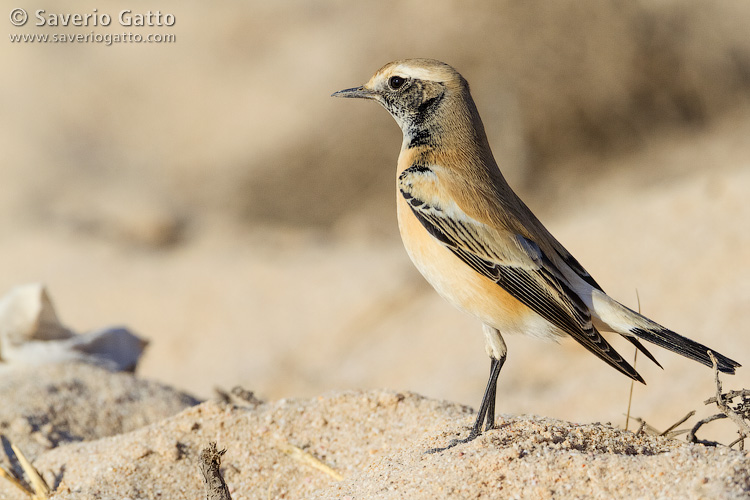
[[396, 193, 544, 337]]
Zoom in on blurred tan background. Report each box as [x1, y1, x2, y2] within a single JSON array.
[[3, 0, 750, 434]]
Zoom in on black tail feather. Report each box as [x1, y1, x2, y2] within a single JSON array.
[[623, 336, 663, 369], [630, 327, 740, 374]]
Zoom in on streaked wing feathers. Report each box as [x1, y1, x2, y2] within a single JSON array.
[[399, 164, 644, 382]]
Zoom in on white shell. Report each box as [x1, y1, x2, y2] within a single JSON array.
[[0, 283, 147, 372]]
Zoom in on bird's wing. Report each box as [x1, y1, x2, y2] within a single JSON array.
[[399, 164, 644, 382], [508, 196, 665, 369]]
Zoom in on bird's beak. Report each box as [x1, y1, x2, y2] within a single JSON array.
[[331, 86, 377, 99]]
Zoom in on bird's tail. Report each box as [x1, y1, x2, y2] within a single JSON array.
[[591, 290, 741, 374]]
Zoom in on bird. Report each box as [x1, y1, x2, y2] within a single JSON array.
[[331, 58, 740, 449]]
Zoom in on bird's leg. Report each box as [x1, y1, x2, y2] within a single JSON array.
[[484, 356, 503, 431], [468, 354, 505, 439], [425, 326, 507, 453], [426, 352, 506, 454], [476, 324, 507, 434]]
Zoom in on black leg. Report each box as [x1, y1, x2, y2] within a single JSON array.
[[485, 357, 501, 431], [469, 355, 505, 437], [426, 353, 506, 453]]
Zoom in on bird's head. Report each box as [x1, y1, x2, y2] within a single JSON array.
[[332, 59, 470, 141]]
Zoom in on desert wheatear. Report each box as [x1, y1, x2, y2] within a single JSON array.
[[332, 59, 740, 447]]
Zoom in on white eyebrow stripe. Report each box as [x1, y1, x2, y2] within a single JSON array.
[[389, 64, 446, 82]]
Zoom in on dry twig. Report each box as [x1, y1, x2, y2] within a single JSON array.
[[199, 442, 232, 500], [0, 465, 32, 497], [214, 386, 264, 407], [628, 416, 660, 436], [659, 411, 695, 438], [624, 290, 641, 432], [687, 351, 750, 449], [273, 438, 343, 481], [0, 437, 49, 499]]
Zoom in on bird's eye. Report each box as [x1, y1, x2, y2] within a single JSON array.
[[389, 76, 406, 90]]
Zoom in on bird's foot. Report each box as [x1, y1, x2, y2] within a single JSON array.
[[424, 419, 508, 454], [424, 425, 485, 454]]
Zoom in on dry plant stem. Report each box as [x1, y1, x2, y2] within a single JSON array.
[[628, 412, 694, 439], [214, 386, 264, 407], [199, 442, 232, 500], [629, 417, 661, 436], [687, 414, 726, 446], [625, 349, 638, 432], [213, 388, 232, 405], [660, 411, 695, 437], [703, 389, 750, 405], [688, 352, 750, 448], [10, 444, 48, 500], [636, 420, 647, 435], [0, 465, 33, 497], [230, 386, 263, 406], [727, 435, 745, 449], [664, 429, 689, 439], [273, 438, 344, 481], [708, 351, 750, 444], [625, 291, 642, 432], [704, 389, 750, 405]]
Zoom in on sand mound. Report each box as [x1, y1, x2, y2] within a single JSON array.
[[0, 363, 198, 470], [0, 366, 747, 499], [324, 414, 749, 500]]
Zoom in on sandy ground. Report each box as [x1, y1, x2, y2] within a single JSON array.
[[0, 364, 747, 499]]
